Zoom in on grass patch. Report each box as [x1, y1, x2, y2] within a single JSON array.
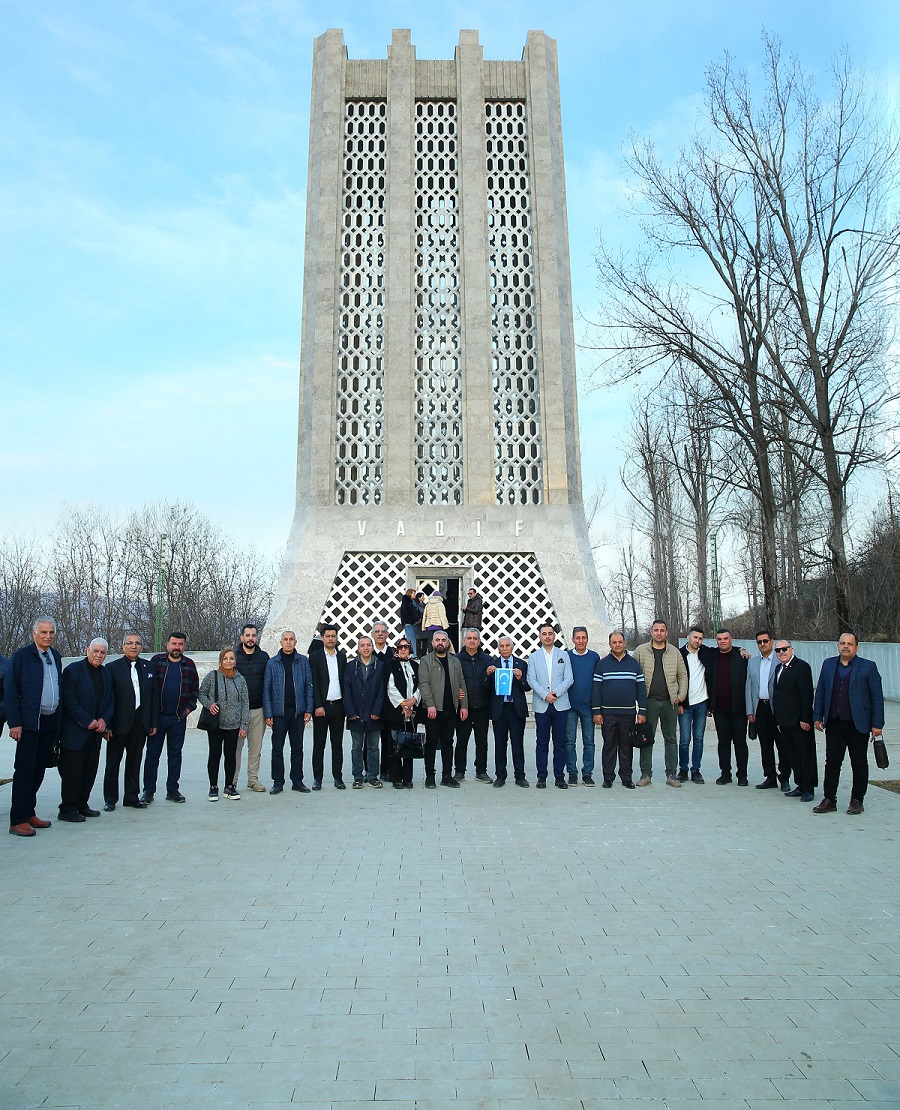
[[870, 779, 900, 795]]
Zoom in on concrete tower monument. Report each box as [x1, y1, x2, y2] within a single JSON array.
[[267, 28, 607, 650]]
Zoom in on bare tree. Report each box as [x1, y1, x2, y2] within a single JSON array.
[[592, 36, 899, 633], [0, 534, 45, 656]]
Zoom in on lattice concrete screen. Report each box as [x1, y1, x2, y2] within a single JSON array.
[[319, 551, 559, 653], [266, 30, 608, 653]]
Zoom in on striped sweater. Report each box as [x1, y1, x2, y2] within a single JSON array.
[[591, 652, 647, 715]]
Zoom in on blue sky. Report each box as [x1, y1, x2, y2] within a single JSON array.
[[1, 0, 896, 565]]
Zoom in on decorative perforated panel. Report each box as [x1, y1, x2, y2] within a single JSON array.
[[485, 100, 544, 507], [318, 551, 559, 655], [335, 100, 387, 506], [415, 102, 463, 506]]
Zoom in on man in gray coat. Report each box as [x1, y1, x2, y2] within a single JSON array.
[[418, 631, 468, 789]]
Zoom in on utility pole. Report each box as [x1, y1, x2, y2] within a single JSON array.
[[710, 532, 722, 629], [154, 533, 168, 653]]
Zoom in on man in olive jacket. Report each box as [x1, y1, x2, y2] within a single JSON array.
[[633, 620, 688, 787], [418, 630, 468, 789]]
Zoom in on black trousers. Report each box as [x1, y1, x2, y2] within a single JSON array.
[[455, 706, 489, 775], [823, 719, 869, 801], [601, 713, 635, 784], [9, 717, 56, 827], [780, 724, 818, 791], [492, 705, 526, 782], [58, 735, 102, 815], [312, 701, 346, 783], [754, 701, 790, 782], [104, 720, 147, 804], [425, 711, 457, 779], [208, 727, 239, 787], [714, 710, 749, 777]]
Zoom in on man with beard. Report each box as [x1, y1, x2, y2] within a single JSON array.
[[485, 636, 531, 788], [233, 623, 270, 792], [143, 632, 198, 804], [418, 630, 468, 788]]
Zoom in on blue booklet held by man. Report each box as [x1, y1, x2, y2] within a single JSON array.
[[494, 668, 513, 697]]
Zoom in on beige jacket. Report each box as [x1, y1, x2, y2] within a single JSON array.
[[421, 597, 449, 630], [633, 642, 688, 704]]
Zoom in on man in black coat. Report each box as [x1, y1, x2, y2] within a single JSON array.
[[455, 628, 493, 783], [58, 638, 115, 822], [485, 635, 531, 788], [5, 617, 63, 836], [104, 632, 158, 810], [771, 639, 817, 802], [233, 623, 270, 792], [309, 624, 348, 789], [706, 628, 750, 786]]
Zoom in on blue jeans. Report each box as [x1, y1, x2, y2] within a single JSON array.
[[403, 625, 418, 657], [678, 701, 707, 772], [565, 707, 595, 776], [143, 714, 187, 794], [535, 704, 568, 780]]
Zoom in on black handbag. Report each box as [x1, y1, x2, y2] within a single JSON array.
[[629, 719, 654, 748], [393, 719, 425, 759], [197, 671, 219, 731], [873, 735, 889, 770]]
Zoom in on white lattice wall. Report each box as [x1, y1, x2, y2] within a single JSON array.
[[414, 101, 464, 506], [335, 100, 387, 506], [485, 100, 544, 507], [317, 550, 561, 654]]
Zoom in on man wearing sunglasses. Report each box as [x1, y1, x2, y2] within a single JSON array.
[[771, 640, 816, 802], [746, 630, 791, 791]]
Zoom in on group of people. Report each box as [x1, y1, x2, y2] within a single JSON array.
[[2, 612, 885, 837], [398, 586, 483, 658]]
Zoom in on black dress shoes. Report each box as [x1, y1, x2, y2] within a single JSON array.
[[515, 777, 529, 788], [140, 792, 154, 804], [755, 778, 778, 789], [292, 782, 311, 793], [58, 812, 86, 823], [79, 807, 101, 817], [166, 791, 186, 803], [785, 787, 802, 797], [269, 784, 283, 794], [123, 799, 148, 809]]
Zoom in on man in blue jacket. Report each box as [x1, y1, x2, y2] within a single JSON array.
[[263, 630, 313, 794], [813, 633, 885, 816], [58, 638, 115, 822], [566, 627, 600, 786], [5, 617, 62, 837]]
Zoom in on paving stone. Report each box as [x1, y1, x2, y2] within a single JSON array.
[[1, 717, 899, 1107]]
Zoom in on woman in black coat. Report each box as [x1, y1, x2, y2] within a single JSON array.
[[384, 638, 422, 789]]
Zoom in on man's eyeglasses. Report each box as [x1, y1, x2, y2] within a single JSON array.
[[756, 638, 770, 645], [774, 646, 790, 653]]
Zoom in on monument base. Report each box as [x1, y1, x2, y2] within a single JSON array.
[[265, 503, 609, 654]]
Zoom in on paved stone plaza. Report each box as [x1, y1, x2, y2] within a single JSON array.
[[2, 716, 899, 1109]]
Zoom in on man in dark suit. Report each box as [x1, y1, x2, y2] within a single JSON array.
[[309, 623, 348, 789], [485, 635, 531, 787], [771, 640, 816, 802], [104, 632, 158, 810], [58, 638, 115, 822], [5, 616, 62, 837], [813, 632, 885, 815]]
